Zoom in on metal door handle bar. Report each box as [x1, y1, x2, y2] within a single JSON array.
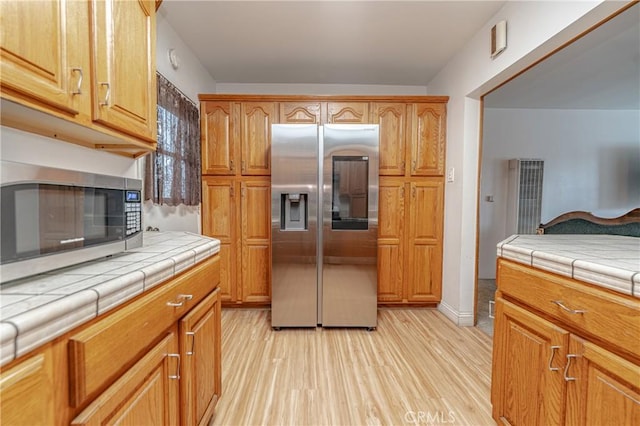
[[564, 354, 578, 381], [186, 331, 195, 356], [548, 346, 560, 372], [167, 353, 180, 379], [72, 68, 83, 94]]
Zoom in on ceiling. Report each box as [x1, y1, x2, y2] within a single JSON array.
[[160, 1, 639, 109], [159, 0, 506, 86], [485, 3, 640, 109]]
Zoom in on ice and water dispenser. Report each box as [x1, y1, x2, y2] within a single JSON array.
[[280, 193, 308, 231]]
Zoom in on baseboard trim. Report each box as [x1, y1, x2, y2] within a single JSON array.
[[438, 301, 475, 327]]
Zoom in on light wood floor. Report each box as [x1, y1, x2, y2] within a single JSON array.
[[210, 308, 495, 426]]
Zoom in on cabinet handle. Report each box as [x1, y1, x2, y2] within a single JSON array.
[[548, 346, 561, 372], [412, 160, 416, 171], [564, 354, 578, 381], [412, 186, 416, 197], [242, 186, 246, 197], [99, 82, 110, 106], [71, 68, 83, 95], [551, 300, 586, 315], [186, 331, 196, 356], [167, 353, 181, 380], [166, 294, 193, 307], [401, 161, 406, 170], [230, 159, 234, 171], [230, 186, 235, 198], [488, 300, 495, 319], [241, 160, 246, 172]]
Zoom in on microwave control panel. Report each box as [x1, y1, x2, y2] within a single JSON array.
[[125, 190, 142, 235]]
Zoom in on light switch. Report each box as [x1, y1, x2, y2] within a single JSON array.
[[446, 167, 455, 183]]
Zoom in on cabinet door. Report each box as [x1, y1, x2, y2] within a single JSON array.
[[411, 103, 446, 176], [201, 101, 238, 175], [180, 288, 222, 426], [90, 0, 156, 142], [492, 298, 569, 426], [241, 179, 271, 302], [565, 336, 640, 426], [241, 102, 276, 175], [279, 102, 321, 124], [0, 0, 85, 114], [373, 103, 408, 176], [71, 332, 179, 426], [377, 178, 405, 302], [327, 102, 369, 124], [202, 178, 238, 303], [406, 179, 443, 302], [0, 352, 55, 425]]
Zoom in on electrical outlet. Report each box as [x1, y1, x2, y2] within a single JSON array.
[[447, 167, 455, 183]]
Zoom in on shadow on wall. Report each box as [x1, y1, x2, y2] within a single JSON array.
[[598, 145, 640, 214]]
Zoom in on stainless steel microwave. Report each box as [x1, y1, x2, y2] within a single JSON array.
[[1, 161, 143, 283]]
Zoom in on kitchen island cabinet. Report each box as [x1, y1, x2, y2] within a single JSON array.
[[491, 236, 640, 425], [0, 0, 157, 157], [0, 232, 221, 426], [199, 95, 447, 307]]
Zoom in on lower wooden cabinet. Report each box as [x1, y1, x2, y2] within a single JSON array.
[[0, 352, 55, 425], [0, 255, 222, 425], [491, 298, 568, 425], [71, 332, 180, 425], [179, 288, 222, 426], [377, 177, 443, 304], [492, 259, 640, 425], [202, 177, 271, 305]]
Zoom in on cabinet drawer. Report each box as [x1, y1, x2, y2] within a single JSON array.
[[68, 256, 220, 407], [498, 259, 640, 360]]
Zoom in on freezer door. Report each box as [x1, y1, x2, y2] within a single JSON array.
[[321, 124, 379, 327], [271, 124, 319, 327]]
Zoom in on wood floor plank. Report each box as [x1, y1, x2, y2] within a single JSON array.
[[211, 308, 495, 426]]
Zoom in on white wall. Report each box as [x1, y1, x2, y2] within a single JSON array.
[[478, 108, 640, 279], [141, 12, 217, 234], [215, 83, 427, 95], [426, 0, 631, 326]]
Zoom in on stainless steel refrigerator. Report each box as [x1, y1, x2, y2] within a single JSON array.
[[271, 124, 379, 329]]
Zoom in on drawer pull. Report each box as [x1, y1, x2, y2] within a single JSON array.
[[564, 354, 578, 381], [166, 294, 193, 307], [552, 300, 586, 315], [548, 346, 561, 372], [167, 353, 181, 380], [186, 331, 196, 356]]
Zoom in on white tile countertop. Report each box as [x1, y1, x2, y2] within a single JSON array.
[[497, 234, 640, 297], [0, 231, 220, 367]]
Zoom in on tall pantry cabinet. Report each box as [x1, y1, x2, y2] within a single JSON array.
[[200, 95, 447, 306]]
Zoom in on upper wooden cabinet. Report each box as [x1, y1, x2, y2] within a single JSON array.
[[373, 103, 408, 176], [0, 0, 86, 115], [327, 102, 369, 124], [241, 102, 276, 175], [90, 0, 157, 142], [201, 102, 237, 175], [411, 103, 446, 176], [0, 0, 157, 157], [280, 102, 321, 124]]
